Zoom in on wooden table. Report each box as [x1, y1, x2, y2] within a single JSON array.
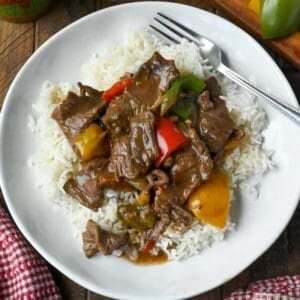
[[0, 1, 299, 299]]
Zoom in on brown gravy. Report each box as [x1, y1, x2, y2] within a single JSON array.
[[123, 251, 168, 265]]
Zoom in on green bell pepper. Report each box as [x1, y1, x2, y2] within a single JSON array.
[[260, 0, 300, 39], [159, 74, 205, 116], [0, 0, 52, 22], [171, 98, 194, 120]]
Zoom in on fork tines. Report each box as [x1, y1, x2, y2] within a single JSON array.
[[150, 12, 200, 46], [149, 24, 180, 44]]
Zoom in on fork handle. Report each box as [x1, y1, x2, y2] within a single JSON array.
[[218, 63, 300, 125]]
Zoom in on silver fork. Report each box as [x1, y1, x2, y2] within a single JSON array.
[[150, 12, 300, 125]]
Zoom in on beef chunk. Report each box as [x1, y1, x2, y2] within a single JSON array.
[[101, 92, 135, 136], [64, 158, 107, 211], [205, 76, 222, 99], [127, 111, 158, 171], [80, 156, 107, 173], [78, 82, 102, 99], [102, 52, 179, 136], [146, 213, 170, 243], [82, 220, 99, 258], [198, 78, 235, 154], [52, 84, 106, 147], [147, 187, 193, 243], [153, 188, 173, 216], [171, 148, 202, 203], [131, 52, 179, 104], [64, 158, 133, 211], [170, 203, 194, 226], [171, 126, 213, 204], [82, 220, 127, 257], [143, 188, 173, 244], [199, 90, 214, 111], [186, 127, 213, 181], [97, 166, 134, 192], [81, 158, 132, 191], [65, 177, 101, 209], [109, 111, 158, 179]]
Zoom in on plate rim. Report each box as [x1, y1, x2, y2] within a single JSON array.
[[0, 2, 299, 299]]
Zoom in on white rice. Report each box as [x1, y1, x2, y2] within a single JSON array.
[[28, 31, 273, 260]]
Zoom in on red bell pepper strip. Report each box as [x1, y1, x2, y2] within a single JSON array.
[[102, 78, 132, 102], [142, 239, 156, 253], [155, 118, 189, 167]]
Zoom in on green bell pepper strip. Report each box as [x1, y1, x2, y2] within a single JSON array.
[[261, 0, 300, 39], [171, 98, 195, 121], [159, 74, 205, 116]]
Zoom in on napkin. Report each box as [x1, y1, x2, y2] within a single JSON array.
[[0, 208, 61, 300], [226, 275, 300, 300]]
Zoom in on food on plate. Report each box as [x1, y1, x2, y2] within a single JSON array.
[[28, 32, 272, 262], [188, 169, 230, 229]]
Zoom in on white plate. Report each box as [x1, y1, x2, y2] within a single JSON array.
[[0, 2, 299, 299]]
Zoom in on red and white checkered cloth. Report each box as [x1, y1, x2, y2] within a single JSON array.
[[0, 208, 61, 300], [226, 275, 300, 300], [0, 207, 299, 300]]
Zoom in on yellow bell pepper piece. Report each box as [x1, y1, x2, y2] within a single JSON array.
[[137, 191, 151, 206], [248, 0, 261, 15], [188, 169, 230, 229], [74, 124, 106, 161]]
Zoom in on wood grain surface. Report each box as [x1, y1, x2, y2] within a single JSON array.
[[0, 1, 299, 299]]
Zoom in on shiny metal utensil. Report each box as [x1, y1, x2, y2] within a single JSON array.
[[150, 12, 300, 124]]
